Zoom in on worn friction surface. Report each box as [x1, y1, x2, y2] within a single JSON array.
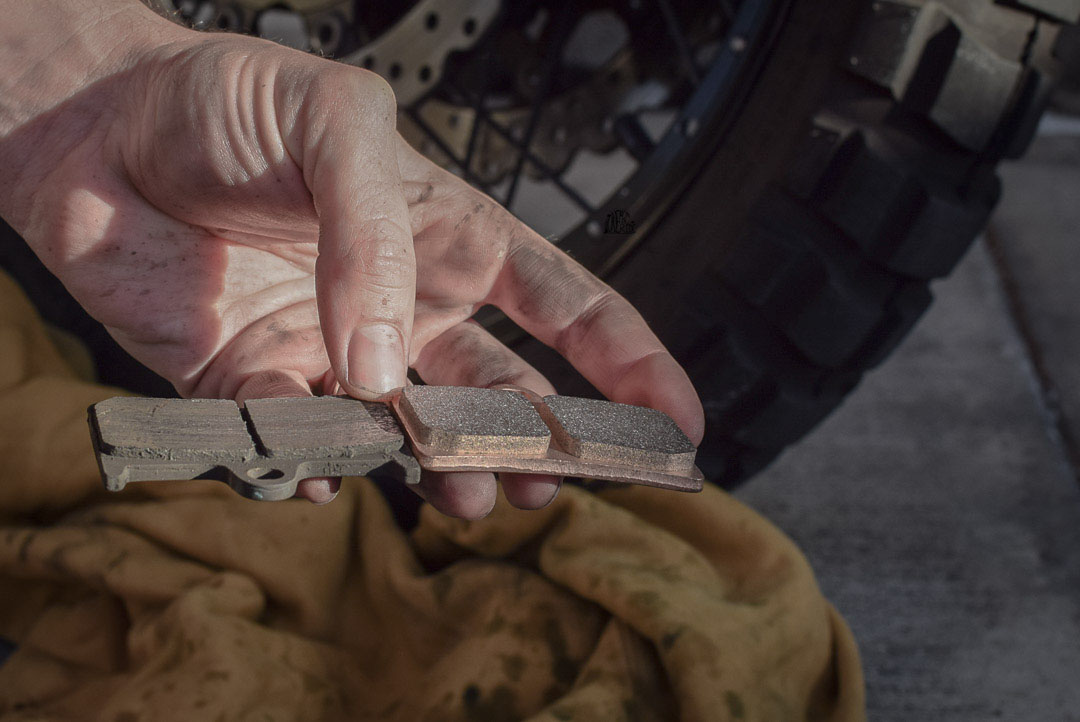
[[89, 396, 421, 498], [542, 395, 697, 473], [94, 397, 255, 461], [398, 386, 551, 455], [244, 396, 403, 459]]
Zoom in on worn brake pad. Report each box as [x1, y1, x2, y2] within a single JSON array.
[[89, 396, 419, 500], [88, 387, 703, 500]]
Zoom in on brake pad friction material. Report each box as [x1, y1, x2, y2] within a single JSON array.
[[244, 396, 404, 459], [390, 386, 704, 493], [397, 385, 551, 455], [93, 397, 255, 461], [540, 395, 697, 473]]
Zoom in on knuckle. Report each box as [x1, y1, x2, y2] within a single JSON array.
[[553, 287, 619, 355], [360, 72, 398, 120], [348, 71, 397, 127], [313, 68, 397, 128]]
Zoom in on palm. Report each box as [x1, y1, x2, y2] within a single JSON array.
[[68, 162, 519, 402]]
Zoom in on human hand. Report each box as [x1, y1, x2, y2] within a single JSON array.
[[0, 0, 704, 518]]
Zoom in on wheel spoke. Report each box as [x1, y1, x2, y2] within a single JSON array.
[[401, 0, 745, 232], [655, 0, 702, 85]]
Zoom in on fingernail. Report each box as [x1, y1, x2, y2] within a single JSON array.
[[347, 323, 405, 394]]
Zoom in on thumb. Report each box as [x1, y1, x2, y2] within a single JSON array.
[[295, 70, 415, 399]]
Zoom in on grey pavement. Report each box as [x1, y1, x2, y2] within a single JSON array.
[[737, 126, 1080, 720]]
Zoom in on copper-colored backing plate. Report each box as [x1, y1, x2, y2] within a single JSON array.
[[390, 388, 704, 493]]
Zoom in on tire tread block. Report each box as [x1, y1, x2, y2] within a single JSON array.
[[848, 0, 1025, 151], [1006, 0, 1080, 23], [791, 119, 995, 280]]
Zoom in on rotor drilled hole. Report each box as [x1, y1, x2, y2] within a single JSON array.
[[317, 23, 335, 46], [463, 17, 477, 36], [389, 62, 402, 79], [362, 55, 375, 69], [214, 8, 240, 31], [418, 65, 432, 82], [425, 12, 439, 31]]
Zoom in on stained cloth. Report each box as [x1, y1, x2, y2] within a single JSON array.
[[0, 271, 864, 721]]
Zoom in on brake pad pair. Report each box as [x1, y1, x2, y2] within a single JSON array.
[[88, 386, 703, 501]]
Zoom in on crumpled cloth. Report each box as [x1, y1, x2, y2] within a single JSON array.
[[0, 271, 864, 721]]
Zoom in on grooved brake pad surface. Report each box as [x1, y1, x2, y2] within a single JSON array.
[[89, 396, 419, 500]]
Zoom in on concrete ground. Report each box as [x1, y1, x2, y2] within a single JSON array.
[[737, 120, 1080, 720]]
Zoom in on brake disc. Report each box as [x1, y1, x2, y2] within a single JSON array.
[[168, 0, 498, 105]]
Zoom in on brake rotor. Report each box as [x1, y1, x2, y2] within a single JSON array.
[[168, 0, 498, 105], [402, 2, 727, 192]]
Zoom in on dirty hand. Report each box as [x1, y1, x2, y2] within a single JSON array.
[[0, 0, 704, 518]]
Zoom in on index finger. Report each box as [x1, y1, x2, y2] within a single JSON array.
[[488, 229, 704, 444]]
